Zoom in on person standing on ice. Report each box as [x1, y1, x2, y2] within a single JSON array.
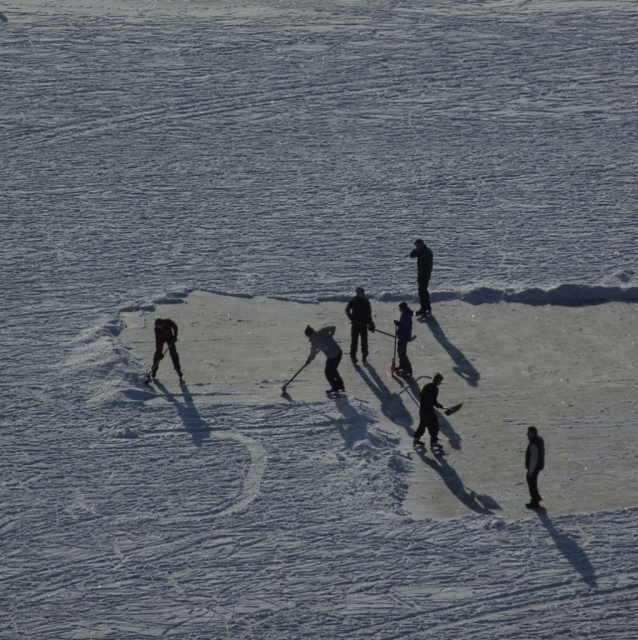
[[409, 238, 433, 318], [149, 318, 183, 381], [525, 426, 545, 509], [345, 286, 375, 365], [305, 325, 345, 395], [393, 302, 414, 376], [413, 373, 446, 448]]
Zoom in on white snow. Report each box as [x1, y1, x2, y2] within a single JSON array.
[[3, 0, 638, 637]]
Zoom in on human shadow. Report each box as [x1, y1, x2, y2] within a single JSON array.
[[415, 448, 500, 515], [438, 411, 463, 451], [356, 364, 415, 435], [424, 317, 480, 387], [330, 395, 371, 449], [155, 380, 212, 447], [535, 509, 598, 588]]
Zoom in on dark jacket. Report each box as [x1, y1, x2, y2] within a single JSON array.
[[396, 308, 413, 343], [420, 382, 443, 413], [525, 436, 545, 473], [345, 296, 373, 326], [410, 245, 434, 279], [155, 319, 178, 349]]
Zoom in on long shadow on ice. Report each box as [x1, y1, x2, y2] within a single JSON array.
[[415, 448, 500, 515], [535, 509, 598, 588], [330, 395, 371, 448], [423, 317, 480, 387], [154, 380, 211, 448], [356, 363, 414, 434]]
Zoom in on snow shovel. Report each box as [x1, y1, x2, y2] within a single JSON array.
[[444, 403, 463, 416], [281, 362, 309, 395]]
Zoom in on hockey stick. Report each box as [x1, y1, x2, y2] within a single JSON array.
[[391, 328, 397, 374], [281, 362, 309, 395], [351, 322, 396, 339], [144, 346, 170, 384]]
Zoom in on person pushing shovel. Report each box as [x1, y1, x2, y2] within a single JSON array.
[[305, 325, 345, 396], [414, 373, 446, 450]]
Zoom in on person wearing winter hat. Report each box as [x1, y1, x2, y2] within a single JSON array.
[[345, 287, 375, 365]]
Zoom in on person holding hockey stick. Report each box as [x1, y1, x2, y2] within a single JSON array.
[[413, 373, 447, 449], [345, 286, 375, 365], [305, 325, 345, 396], [525, 426, 545, 509], [148, 318, 183, 382], [393, 302, 414, 376], [409, 238, 434, 318]]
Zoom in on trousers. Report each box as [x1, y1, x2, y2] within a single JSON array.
[[418, 274, 431, 313], [414, 411, 439, 444], [325, 351, 344, 391], [526, 470, 541, 504], [350, 324, 369, 359], [152, 340, 182, 376]]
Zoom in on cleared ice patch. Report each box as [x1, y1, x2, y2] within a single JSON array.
[[117, 291, 638, 521]]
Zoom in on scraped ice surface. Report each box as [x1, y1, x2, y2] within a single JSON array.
[[120, 291, 638, 520]]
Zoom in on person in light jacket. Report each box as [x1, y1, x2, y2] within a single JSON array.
[[305, 325, 345, 395], [525, 426, 545, 509]]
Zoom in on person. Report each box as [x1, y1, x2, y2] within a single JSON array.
[[393, 301, 414, 376], [345, 287, 375, 365], [413, 373, 446, 448], [149, 318, 183, 381], [409, 238, 433, 317], [305, 325, 345, 395], [525, 426, 545, 509]]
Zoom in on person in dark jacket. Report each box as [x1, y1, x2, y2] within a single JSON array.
[[149, 318, 183, 381], [525, 426, 545, 509], [413, 373, 446, 448], [409, 238, 434, 317], [393, 302, 414, 376], [345, 287, 375, 365]]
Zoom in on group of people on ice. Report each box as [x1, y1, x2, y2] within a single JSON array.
[[146, 237, 545, 510]]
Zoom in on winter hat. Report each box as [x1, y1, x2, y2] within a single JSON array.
[[356, 287, 365, 295], [399, 302, 408, 310], [304, 325, 314, 337]]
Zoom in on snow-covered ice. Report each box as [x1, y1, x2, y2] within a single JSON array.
[[2, 0, 638, 637]]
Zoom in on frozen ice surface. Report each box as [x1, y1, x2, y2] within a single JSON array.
[[2, 0, 638, 637], [120, 292, 638, 521]]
